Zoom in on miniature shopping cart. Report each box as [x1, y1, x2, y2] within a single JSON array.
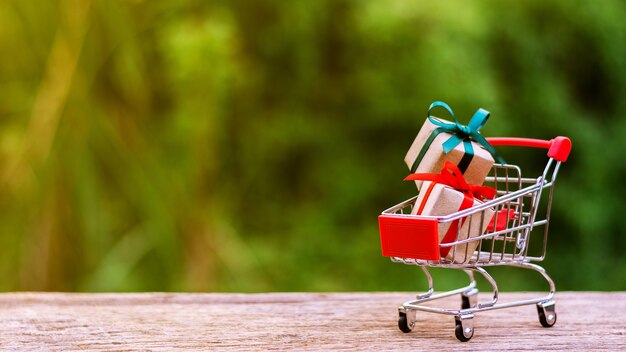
[[378, 136, 572, 342]]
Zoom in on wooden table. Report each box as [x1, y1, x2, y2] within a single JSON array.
[[0, 292, 624, 351]]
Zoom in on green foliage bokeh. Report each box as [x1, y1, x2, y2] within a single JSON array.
[[1, 0, 625, 292]]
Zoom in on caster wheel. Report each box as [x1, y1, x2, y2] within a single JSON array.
[[461, 295, 471, 310], [398, 312, 414, 333], [537, 302, 557, 327], [454, 315, 474, 342], [461, 288, 478, 310]]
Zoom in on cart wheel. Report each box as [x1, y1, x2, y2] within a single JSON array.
[[398, 312, 414, 333], [454, 315, 474, 342], [461, 295, 470, 309], [454, 320, 473, 342], [461, 288, 479, 310], [537, 301, 557, 327]]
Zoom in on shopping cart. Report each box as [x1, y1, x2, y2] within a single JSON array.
[[378, 136, 572, 341]]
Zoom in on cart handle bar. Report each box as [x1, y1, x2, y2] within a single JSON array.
[[486, 136, 571, 163]]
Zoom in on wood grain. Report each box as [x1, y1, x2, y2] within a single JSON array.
[[0, 292, 624, 351]]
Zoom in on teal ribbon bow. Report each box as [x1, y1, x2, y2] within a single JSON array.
[[410, 101, 505, 173]]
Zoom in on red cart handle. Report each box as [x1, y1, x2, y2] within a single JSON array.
[[486, 136, 572, 162]]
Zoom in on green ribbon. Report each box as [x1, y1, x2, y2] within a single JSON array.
[[410, 101, 505, 173]]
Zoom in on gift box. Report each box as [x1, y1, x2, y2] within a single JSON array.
[[405, 162, 496, 263], [410, 181, 495, 263], [404, 102, 505, 188]]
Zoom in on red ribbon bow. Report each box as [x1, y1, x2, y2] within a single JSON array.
[[404, 161, 496, 201]]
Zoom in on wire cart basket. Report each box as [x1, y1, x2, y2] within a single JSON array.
[[378, 136, 572, 341]]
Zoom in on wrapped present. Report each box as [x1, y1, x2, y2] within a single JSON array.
[[405, 162, 496, 263], [404, 101, 505, 188], [487, 209, 516, 232]]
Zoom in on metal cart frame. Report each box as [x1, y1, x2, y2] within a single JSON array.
[[378, 137, 572, 341]]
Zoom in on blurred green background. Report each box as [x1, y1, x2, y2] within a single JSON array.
[[1, 0, 625, 292]]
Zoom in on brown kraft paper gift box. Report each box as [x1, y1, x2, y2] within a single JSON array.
[[405, 117, 495, 189], [411, 180, 495, 263]]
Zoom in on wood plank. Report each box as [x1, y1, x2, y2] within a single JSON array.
[[0, 292, 624, 351]]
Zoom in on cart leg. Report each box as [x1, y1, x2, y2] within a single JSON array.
[[467, 266, 499, 308], [510, 262, 557, 326], [510, 262, 556, 301], [416, 266, 434, 299], [398, 306, 417, 333], [454, 314, 474, 342], [461, 270, 478, 309]]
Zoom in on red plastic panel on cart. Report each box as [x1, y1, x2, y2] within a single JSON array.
[[378, 215, 440, 260]]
